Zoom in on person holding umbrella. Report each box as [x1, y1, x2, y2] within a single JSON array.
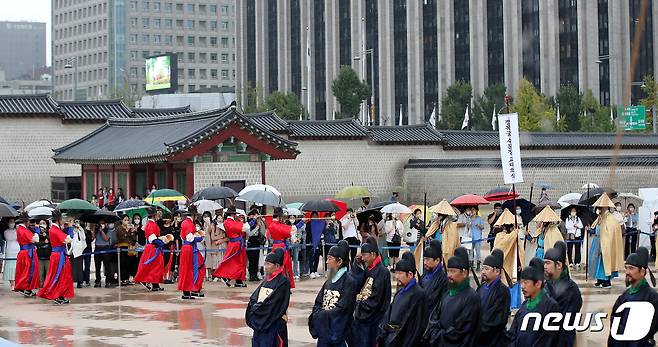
[[213, 206, 249, 288], [588, 193, 624, 289], [178, 205, 206, 299], [134, 207, 172, 291], [14, 212, 40, 297], [564, 206, 584, 270], [37, 210, 74, 305]]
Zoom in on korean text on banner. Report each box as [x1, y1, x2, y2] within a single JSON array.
[[497, 113, 524, 184]]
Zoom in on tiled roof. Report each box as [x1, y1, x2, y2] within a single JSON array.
[[441, 130, 658, 150], [58, 100, 133, 120], [287, 118, 369, 139], [246, 111, 291, 133], [367, 124, 446, 144], [405, 155, 658, 169], [132, 106, 192, 118], [0, 94, 60, 115], [52, 106, 299, 164]]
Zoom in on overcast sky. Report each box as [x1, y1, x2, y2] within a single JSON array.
[[2, 1, 51, 65]]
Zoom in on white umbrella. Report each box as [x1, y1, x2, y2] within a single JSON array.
[[25, 200, 55, 212], [284, 207, 303, 216], [237, 189, 285, 207], [581, 183, 599, 189], [193, 199, 223, 214], [616, 193, 644, 206], [237, 209, 247, 216], [557, 193, 582, 208], [238, 184, 282, 196], [28, 206, 54, 219], [380, 202, 413, 214]]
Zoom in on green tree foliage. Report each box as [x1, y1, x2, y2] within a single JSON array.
[[262, 91, 306, 120], [472, 84, 508, 130], [241, 81, 267, 113], [512, 79, 556, 131], [579, 90, 615, 132], [331, 66, 371, 119], [640, 74, 658, 131], [555, 85, 582, 131], [439, 81, 472, 129]]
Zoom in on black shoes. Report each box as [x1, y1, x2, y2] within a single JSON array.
[[19, 290, 35, 297], [150, 285, 164, 292], [54, 298, 70, 305], [222, 278, 231, 287], [191, 291, 205, 298], [234, 281, 247, 288], [77, 283, 83, 289], [140, 282, 152, 291]]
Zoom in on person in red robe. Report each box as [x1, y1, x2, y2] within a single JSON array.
[[213, 206, 248, 287], [268, 207, 296, 289], [14, 212, 40, 297], [37, 210, 74, 304], [135, 207, 173, 291], [178, 205, 206, 299]]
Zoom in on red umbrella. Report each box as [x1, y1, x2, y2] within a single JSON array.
[[324, 198, 348, 220], [451, 194, 490, 206], [484, 187, 520, 202]]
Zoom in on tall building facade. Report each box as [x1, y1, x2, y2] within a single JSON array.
[[52, 0, 236, 101], [0, 21, 47, 80], [236, 0, 658, 124]]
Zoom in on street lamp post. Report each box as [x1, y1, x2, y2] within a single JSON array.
[[64, 58, 78, 101], [353, 48, 375, 125]]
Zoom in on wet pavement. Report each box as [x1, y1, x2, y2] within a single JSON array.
[[0, 260, 637, 346]]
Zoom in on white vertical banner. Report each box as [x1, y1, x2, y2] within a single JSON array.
[[498, 113, 524, 184]]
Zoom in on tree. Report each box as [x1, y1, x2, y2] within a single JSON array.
[[240, 81, 267, 113], [263, 91, 306, 120], [439, 81, 472, 130], [472, 84, 508, 131], [555, 85, 582, 131], [331, 66, 371, 119], [512, 79, 555, 131], [579, 90, 615, 132], [640, 74, 658, 131]]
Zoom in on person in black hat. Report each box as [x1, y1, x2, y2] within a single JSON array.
[[608, 247, 658, 346], [309, 240, 358, 346], [246, 248, 291, 347], [348, 236, 391, 347], [506, 257, 560, 346], [474, 249, 510, 347], [419, 239, 447, 314], [377, 252, 427, 347], [543, 241, 582, 347], [424, 247, 480, 346]]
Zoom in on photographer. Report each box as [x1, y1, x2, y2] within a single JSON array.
[[246, 209, 265, 282], [340, 208, 360, 264]]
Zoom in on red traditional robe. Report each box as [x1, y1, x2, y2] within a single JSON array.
[[14, 224, 40, 291], [268, 220, 295, 289], [37, 224, 74, 300], [177, 217, 206, 292], [213, 217, 246, 281], [134, 219, 164, 284]]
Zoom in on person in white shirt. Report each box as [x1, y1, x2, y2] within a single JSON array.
[[2, 218, 19, 290], [339, 208, 359, 264], [564, 207, 584, 269], [68, 218, 87, 288], [384, 213, 404, 270]]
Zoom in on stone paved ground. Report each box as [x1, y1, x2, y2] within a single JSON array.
[[0, 256, 646, 346]]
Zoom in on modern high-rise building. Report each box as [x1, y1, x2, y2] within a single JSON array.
[[236, 0, 658, 125], [0, 21, 47, 80], [52, 0, 236, 101]]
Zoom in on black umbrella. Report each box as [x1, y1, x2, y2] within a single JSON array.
[[578, 187, 618, 206], [192, 186, 238, 202], [80, 210, 120, 224], [560, 204, 597, 227], [356, 201, 391, 225], [0, 202, 19, 218], [300, 200, 340, 212], [501, 199, 536, 226], [532, 200, 562, 213], [115, 199, 149, 212]]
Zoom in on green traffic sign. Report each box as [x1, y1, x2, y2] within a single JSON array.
[[619, 105, 646, 130]]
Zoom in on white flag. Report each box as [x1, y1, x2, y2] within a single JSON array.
[[556, 105, 561, 124], [429, 106, 437, 127], [398, 104, 403, 126], [498, 113, 524, 184], [461, 104, 469, 130], [491, 104, 497, 130]]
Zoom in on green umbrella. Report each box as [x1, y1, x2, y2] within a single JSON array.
[[335, 185, 372, 200], [57, 199, 98, 214], [145, 189, 187, 203], [150, 201, 172, 216]]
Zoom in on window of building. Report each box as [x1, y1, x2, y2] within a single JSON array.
[[186, 4, 194, 12], [211, 69, 218, 79], [130, 34, 138, 43], [130, 67, 138, 78], [165, 2, 172, 12], [176, 3, 183, 12], [130, 1, 137, 10], [199, 21, 207, 30], [142, 1, 149, 11], [199, 4, 206, 13], [154, 35, 161, 44], [165, 19, 172, 28], [142, 51, 150, 59], [176, 36, 184, 45], [199, 36, 207, 46], [176, 20, 183, 29], [209, 4, 217, 13], [187, 36, 195, 45], [188, 85, 196, 93], [199, 52, 207, 63], [187, 52, 195, 62], [164, 35, 172, 44], [221, 37, 229, 48], [210, 21, 217, 31], [130, 17, 138, 28], [200, 69, 207, 79], [142, 18, 149, 28], [221, 21, 229, 31], [221, 53, 228, 63], [210, 53, 217, 62], [130, 50, 138, 60], [153, 2, 160, 11], [221, 70, 229, 79], [142, 34, 150, 44], [154, 19, 161, 28], [188, 69, 195, 78], [221, 5, 229, 14], [185, 20, 194, 29]]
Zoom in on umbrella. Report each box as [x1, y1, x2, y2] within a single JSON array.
[[335, 185, 372, 200], [323, 199, 348, 220], [150, 202, 172, 216], [616, 193, 644, 207], [237, 189, 285, 207], [532, 200, 562, 213], [300, 200, 340, 212], [284, 207, 303, 216], [582, 183, 599, 189], [192, 186, 238, 201], [28, 206, 54, 220], [57, 199, 99, 214], [286, 202, 303, 210], [400, 204, 429, 223], [0, 196, 8, 205], [356, 201, 390, 225], [79, 210, 120, 224], [380, 202, 412, 214], [578, 187, 618, 206], [239, 184, 282, 197], [484, 187, 520, 202], [145, 189, 187, 203], [501, 199, 536, 226], [560, 204, 597, 227], [115, 199, 148, 213], [25, 200, 55, 212], [0, 203, 19, 218], [194, 199, 223, 214], [557, 193, 582, 208], [451, 194, 490, 206]]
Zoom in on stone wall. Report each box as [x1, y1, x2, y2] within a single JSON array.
[[193, 161, 263, 190], [0, 117, 100, 202]]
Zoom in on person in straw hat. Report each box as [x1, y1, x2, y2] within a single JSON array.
[[526, 205, 565, 260], [587, 193, 624, 289], [414, 200, 459, 269], [492, 208, 525, 287]]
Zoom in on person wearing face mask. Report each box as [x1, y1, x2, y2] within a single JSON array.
[[134, 207, 173, 291], [527, 206, 565, 260], [384, 213, 404, 271], [493, 209, 525, 295], [115, 215, 135, 286], [565, 207, 584, 269], [93, 219, 116, 288], [624, 203, 639, 259], [178, 205, 206, 299], [417, 200, 459, 264], [307, 211, 326, 279], [14, 213, 40, 297], [2, 218, 19, 290], [34, 219, 52, 286], [613, 202, 627, 231], [487, 203, 504, 250], [213, 206, 250, 288], [288, 214, 305, 280], [69, 217, 88, 288], [588, 193, 624, 288], [37, 210, 75, 305], [200, 211, 219, 278]]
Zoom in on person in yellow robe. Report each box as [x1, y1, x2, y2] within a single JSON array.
[[493, 208, 525, 287], [527, 206, 565, 260], [414, 200, 459, 271], [588, 193, 624, 288]]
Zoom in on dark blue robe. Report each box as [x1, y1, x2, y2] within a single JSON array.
[[423, 280, 481, 346], [608, 280, 658, 347], [246, 270, 291, 347], [506, 289, 560, 347], [308, 268, 358, 347], [474, 276, 510, 347], [545, 272, 583, 347], [348, 257, 391, 347], [377, 279, 428, 347], [419, 263, 448, 315]]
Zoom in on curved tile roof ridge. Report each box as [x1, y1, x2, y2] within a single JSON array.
[[108, 103, 234, 126]]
